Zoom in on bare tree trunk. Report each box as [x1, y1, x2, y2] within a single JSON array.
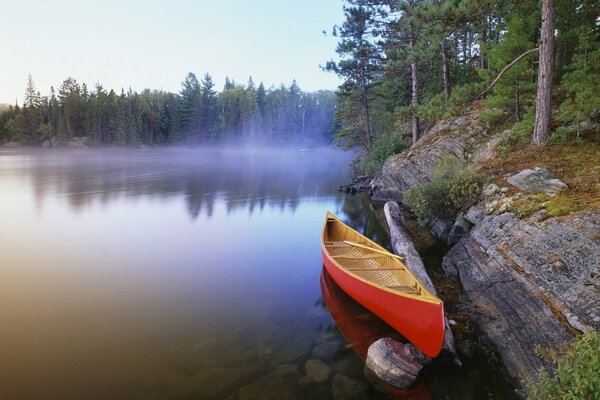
[[532, 0, 555, 145], [479, 17, 487, 69], [515, 74, 521, 120], [441, 40, 451, 104], [363, 85, 373, 151], [409, 31, 420, 144]]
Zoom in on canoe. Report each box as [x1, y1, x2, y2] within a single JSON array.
[[321, 212, 445, 357]]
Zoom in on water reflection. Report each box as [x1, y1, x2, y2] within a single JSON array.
[[0, 148, 394, 400], [321, 268, 431, 400], [2, 148, 349, 220]]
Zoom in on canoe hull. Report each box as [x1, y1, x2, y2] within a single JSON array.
[[322, 247, 445, 358]]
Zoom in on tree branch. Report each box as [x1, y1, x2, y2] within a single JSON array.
[[468, 47, 539, 104]]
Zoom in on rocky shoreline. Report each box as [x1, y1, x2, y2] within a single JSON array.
[[365, 111, 599, 397]]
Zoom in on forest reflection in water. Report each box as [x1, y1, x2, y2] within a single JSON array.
[[0, 147, 393, 400]]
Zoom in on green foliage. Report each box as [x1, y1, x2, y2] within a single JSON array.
[[480, 108, 509, 129], [417, 94, 452, 124], [366, 131, 410, 173], [497, 106, 535, 153], [481, 12, 538, 120], [403, 156, 484, 225], [558, 28, 600, 138], [527, 330, 600, 400], [548, 127, 570, 144]]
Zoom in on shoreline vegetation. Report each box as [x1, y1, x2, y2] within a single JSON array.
[[0, 74, 337, 148]]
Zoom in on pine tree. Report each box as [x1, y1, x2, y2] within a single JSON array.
[[325, 0, 385, 150], [179, 72, 202, 140], [201, 73, 217, 139], [532, 0, 556, 144]]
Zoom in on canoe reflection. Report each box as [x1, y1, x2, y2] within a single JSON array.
[[321, 267, 431, 400]]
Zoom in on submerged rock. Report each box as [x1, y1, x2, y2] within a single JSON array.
[[507, 167, 568, 195], [365, 338, 426, 389], [300, 359, 331, 384], [312, 340, 342, 360], [169, 366, 261, 399], [331, 374, 369, 400], [271, 337, 313, 365], [238, 364, 302, 400]]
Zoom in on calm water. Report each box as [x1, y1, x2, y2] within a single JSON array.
[[0, 148, 393, 400]]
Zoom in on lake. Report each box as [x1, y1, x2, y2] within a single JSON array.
[[0, 147, 517, 400], [0, 148, 394, 400]]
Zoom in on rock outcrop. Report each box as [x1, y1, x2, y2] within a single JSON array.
[[371, 110, 600, 395], [442, 207, 599, 389], [370, 111, 488, 242]]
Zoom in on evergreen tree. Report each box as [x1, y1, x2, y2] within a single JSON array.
[[179, 72, 202, 140], [201, 73, 217, 139], [532, 0, 556, 144], [325, 0, 385, 150]]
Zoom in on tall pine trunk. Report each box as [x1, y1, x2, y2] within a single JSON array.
[[362, 77, 373, 151], [409, 30, 420, 144], [532, 0, 555, 144], [441, 40, 451, 104]]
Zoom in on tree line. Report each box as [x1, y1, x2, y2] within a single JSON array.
[[325, 0, 599, 165], [0, 73, 338, 147]]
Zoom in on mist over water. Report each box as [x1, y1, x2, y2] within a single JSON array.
[[0, 147, 391, 399]]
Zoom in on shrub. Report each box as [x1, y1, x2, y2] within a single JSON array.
[[497, 106, 535, 154], [403, 156, 484, 225], [367, 131, 410, 173], [527, 330, 600, 400]]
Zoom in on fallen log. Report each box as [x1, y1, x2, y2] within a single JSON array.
[[383, 201, 461, 365]]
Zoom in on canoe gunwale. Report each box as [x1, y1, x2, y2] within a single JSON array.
[[322, 214, 441, 305]]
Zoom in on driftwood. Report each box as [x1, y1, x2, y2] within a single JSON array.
[[383, 201, 461, 365]]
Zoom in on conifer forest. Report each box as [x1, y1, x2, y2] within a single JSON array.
[[324, 0, 599, 170], [0, 74, 337, 147]]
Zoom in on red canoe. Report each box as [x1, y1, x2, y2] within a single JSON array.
[[321, 212, 445, 357]]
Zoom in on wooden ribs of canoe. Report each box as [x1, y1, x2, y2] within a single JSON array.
[[321, 212, 445, 358]]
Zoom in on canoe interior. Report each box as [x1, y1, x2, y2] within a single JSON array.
[[323, 213, 439, 303]]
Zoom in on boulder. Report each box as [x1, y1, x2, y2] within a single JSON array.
[[447, 213, 472, 246], [507, 167, 568, 195], [2, 141, 22, 148], [365, 338, 426, 389]]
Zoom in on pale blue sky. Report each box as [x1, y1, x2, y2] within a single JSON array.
[[0, 0, 344, 104]]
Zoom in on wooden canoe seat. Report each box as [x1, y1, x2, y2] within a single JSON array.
[[388, 285, 421, 294], [333, 252, 389, 259], [325, 241, 365, 247]]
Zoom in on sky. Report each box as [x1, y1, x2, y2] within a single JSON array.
[[0, 0, 344, 104]]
